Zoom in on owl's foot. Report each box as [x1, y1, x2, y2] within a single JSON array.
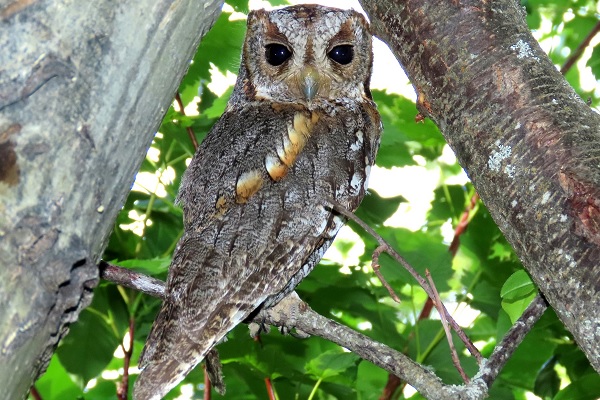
[[251, 291, 311, 339]]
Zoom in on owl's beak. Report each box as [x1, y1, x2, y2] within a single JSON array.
[[300, 67, 320, 102]]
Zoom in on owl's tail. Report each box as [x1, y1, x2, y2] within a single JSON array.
[[133, 335, 206, 400]]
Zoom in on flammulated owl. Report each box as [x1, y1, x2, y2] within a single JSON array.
[[134, 5, 381, 399]]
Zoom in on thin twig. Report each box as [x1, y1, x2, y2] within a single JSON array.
[[174, 92, 199, 150], [449, 193, 479, 256], [329, 199, 483, 363], [560, 20, 600, 75], [99, 260, 166, 299], [118, 318, 135, 400], [480, 294, 548, 386], [372, 245, 402, 303], [379, 374, 402, 400], [426, 270, 469, 383], [203, 364, 211, 400], [265, 377, 276, 400], [29, 386, 42, 400], [382, 191, 481, 399]]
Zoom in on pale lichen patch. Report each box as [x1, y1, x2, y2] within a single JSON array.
[[488, 140, 512, 173], [541, 191, 551, 204], [510, 39, 539, 61]]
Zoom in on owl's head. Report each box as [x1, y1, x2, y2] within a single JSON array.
[[234, 5, 374, 109]]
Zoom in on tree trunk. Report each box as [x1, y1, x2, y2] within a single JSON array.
[[361, 0, 600, 372], [0, 0, 223, 398]]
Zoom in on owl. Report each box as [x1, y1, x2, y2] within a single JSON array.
[[133, 5, 381, 399]]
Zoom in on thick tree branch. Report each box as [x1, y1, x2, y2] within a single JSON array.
[[0, 1, 224, 397], [361, 0, 600, 372]]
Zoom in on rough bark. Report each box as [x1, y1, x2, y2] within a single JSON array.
[[361, 0, 600, 372], [0, 0, 223, 398]]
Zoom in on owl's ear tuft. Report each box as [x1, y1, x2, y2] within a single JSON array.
[[247, 9, 267, 26]]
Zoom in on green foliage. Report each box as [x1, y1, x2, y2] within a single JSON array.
[[500, 270, 537, 323], [34, 1, 599, 399]]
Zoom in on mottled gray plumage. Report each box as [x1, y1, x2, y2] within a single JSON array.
[[134, 5, 381, 399]]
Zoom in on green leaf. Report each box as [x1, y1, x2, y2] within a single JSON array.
[[56, 310, 121, 386], [554, 374, 600, 400], [180, 12, 246, 104], [33, 355, 83, 399], [54, 285, 128, 387], [501, 270, 537, 323], [355, 189, 404, 226], [372, 227, 453, 293], [588, 45, 600, 81], [372, 90, 445, 168], [226, 0, 249, 14], [428, 184, 470, 223], [305, 349, 360, 383], [500, 270, 535, 299], [534, 357, 560, 399], [116, 257, 171, 276]]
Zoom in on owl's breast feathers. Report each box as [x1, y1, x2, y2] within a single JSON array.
[[135, 101, 380, 400]]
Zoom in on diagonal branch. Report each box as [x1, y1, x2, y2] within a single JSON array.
[[329, 199, 483, 363], [99, 260, 546, 400]]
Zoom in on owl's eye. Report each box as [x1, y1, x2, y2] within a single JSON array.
[[265, 44, 292, 66], [328, 45, 354, 65]]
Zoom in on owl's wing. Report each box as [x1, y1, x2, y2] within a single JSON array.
[[133, 106, 319, 400], [134, 101, 379, 400]]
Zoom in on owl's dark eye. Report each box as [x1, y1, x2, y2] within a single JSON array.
[[265, 43, 292, 66], [328, 45, 354, 65]]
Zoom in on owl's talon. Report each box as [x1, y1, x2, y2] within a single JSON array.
[[248, 321, 270, 338], [289, 328, 311, 339], [254, 291, 311, 338]]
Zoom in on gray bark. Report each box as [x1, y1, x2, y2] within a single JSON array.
[[361, 0, 600, 372], [0, 0, 223, 398]]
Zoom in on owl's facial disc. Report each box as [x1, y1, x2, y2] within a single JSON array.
[[243, 5, 373, 108]]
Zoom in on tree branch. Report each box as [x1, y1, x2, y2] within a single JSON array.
[[361, 0, 600, 372], [560, 20, 600, 75], [100, 262, 546, 399], [329, 199, 483, 364]]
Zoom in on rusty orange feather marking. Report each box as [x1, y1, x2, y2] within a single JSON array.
[[265, 154, 288, 181], [235, 170, 264, 203], [277, 112, 319, 168]]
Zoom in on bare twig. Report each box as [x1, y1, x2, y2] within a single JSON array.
[[449, 193, 479, 256], [117, 318, 135, 400], [29, 386, 42, 400], [253, 293, 457, 399], [0, 0, 37, 20], [265, 377, 276, 400], [426, 270, 469, 383], [560, 20, 600, 75], [372, 245, 401, 303], [99, 260, 166, 299], [379, 374, 402, 400], [203, 364, 211, 400], [382, 190, 481, 398], [480, 294, 548, 386], [174, 92, 199, 150], [329, 199, 483, 363]]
